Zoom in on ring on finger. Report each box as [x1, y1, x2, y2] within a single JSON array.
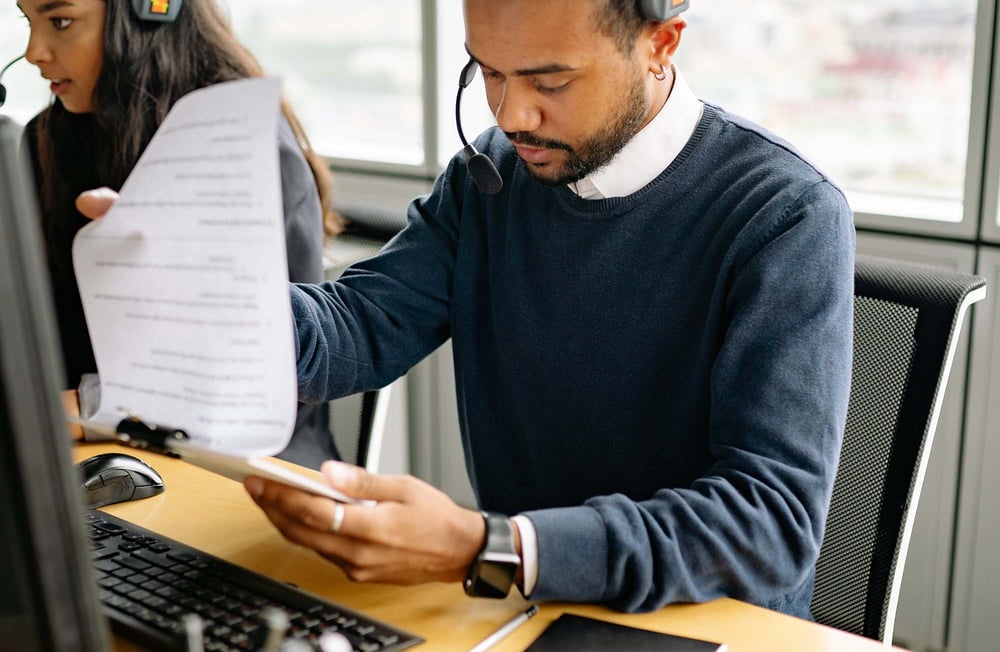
[[330, 502, 345, 534]]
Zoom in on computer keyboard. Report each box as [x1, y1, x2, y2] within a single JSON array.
[[84, 510, 423, 651]]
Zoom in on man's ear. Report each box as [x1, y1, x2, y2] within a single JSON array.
[[643, 18, 686, 76]]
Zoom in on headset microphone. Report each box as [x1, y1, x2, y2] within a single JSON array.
[[0, 55, 25, 109], [456, 58, 502, 195]]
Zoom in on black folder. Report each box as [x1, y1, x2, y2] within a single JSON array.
[[525, 613, 726, 651]]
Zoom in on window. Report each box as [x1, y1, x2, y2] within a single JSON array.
[[0, 6, 52, 127], [677, 0, 976, 224], [230, 0, 495, 175], [229, 0, 424, 166], [436, 0, 495, 171]]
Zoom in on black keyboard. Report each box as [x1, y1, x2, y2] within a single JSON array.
[[84, 510, 423, 651]]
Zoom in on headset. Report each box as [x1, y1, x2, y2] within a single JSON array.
[[0, 55, 23, 109], [455, 0, 690, 194], [455, 58, 503, 195], [130, 0, 184, 23], [0, 2, 183, 109], [640, 0, 690, 21]]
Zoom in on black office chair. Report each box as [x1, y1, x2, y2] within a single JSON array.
[[810, 254, 986, 643], [323, 203, 408, 471], [328, 385, 395, 472]]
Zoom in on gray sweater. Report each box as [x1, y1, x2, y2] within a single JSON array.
[[291, 103, 855, 616]]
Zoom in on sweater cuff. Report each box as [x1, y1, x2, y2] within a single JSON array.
[[521, 505, 608, 603]]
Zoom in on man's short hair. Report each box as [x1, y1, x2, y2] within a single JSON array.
[[593, 0, 649, 56]]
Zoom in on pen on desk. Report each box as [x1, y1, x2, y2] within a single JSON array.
[[469, 604, 539, 652]]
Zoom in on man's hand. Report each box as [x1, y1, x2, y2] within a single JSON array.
[[75, 187, 119, 219], [245, 461, 487, 585]]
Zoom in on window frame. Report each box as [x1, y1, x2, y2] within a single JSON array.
[[977, 0, 1000, 243]]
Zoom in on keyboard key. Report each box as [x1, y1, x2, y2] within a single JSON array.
[[117, 556, 152, 572], [376, 633, 400, 646], [167, 551, 197, 563], [92, 520, 127, 535], [98, 577, 122, 590]]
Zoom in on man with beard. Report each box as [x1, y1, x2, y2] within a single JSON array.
[[82, 0, 855, 616]]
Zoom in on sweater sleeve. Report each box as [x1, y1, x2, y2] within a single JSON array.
[[291, 161, 465, 402], [523, 181, 855, 615]]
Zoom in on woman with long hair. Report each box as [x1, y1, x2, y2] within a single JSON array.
[[20, 0, 343, 467]]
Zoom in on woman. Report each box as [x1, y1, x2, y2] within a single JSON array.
[[20, 0, 342, 467]]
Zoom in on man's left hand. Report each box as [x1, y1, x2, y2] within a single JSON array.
[[245, 461, 486, 585]]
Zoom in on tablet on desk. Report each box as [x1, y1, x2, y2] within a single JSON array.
[[170, 444, 374, 506]]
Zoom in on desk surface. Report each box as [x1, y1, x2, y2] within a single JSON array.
[[74, 443, 905, 652]]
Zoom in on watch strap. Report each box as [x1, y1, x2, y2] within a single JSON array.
[[464, 512, 520, 598]]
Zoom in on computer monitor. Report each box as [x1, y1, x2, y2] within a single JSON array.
[[0, 115, 110, 651]]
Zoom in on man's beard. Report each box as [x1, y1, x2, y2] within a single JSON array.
[[506, 73, 650, 187]]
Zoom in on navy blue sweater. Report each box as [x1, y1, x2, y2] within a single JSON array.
[[291, 103, 855, 616]]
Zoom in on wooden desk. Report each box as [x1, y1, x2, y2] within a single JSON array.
[[74, 443, 906, 652]]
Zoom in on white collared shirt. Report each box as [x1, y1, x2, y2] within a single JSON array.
[[513, 66, 703, 598], [570, 66, 703, 200]]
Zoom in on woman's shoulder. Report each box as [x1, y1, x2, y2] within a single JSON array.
[[276, 114, 303, 156]]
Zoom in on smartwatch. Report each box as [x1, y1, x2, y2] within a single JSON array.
[[464, 512, 521, 598]]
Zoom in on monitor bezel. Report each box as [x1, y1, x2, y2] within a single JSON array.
[[0, 115, 110, 651]]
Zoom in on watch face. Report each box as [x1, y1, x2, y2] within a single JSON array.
[[480, 558, 517, 590]]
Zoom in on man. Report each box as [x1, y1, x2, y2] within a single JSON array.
[[81, 0, 855, 617]]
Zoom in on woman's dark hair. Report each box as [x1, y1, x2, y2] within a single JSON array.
[[34, 0, 341, 254]]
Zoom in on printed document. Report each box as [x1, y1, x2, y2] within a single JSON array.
[[73, 78, 296, 457]]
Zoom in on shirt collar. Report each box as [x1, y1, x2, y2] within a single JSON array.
[[570, 65, 703, 200]]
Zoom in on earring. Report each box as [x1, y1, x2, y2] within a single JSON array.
[[653, 64, 667, 81]]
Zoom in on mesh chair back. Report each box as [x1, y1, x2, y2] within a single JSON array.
[[811, 255, 985, 642], [323, 204, 407, 470], [328, 386, 394, 470], [324, 202, 404, 279]]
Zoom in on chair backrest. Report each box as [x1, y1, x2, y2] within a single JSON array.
[[811, 254, 986, 642], [328, 384, 394, 472], [323, 203, 407, 471], [324, 202, 408, 280]]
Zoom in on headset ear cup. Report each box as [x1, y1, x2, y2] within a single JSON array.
[[129, 0, 184, 23], [638, 0, 690, 22]]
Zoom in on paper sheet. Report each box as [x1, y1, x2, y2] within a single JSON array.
[[72, 78, 297, 456]]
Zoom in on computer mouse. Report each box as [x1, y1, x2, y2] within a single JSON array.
[[76, 452, 165, 509]]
